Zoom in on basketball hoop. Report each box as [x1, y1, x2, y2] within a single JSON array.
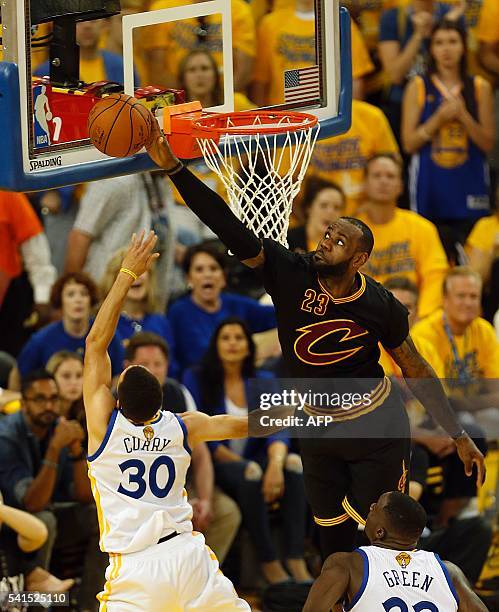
[[192, 111, 319, 247]]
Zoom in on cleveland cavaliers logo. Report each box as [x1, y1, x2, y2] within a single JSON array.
[[294, 319, 369, 366], [396, 552, 412, 569], [143, 426, 154, 441]]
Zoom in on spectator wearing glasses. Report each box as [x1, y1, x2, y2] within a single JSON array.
[[0, 370, 107, 610]]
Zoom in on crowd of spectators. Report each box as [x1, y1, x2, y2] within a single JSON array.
[[1, 0, 499, 609]]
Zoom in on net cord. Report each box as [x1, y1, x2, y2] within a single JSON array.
[[196, 118, 319, 247]]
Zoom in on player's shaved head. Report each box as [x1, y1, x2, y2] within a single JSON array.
[[382, 491, 427, 540], [312, 216, 373, 277], [365, 492, 427, 546], [117, 365, 163, 423], [340, 217, 374, 255]]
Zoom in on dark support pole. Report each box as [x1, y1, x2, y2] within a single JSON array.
[[49, 17, 80, 87], [31, 0, 121, 86]]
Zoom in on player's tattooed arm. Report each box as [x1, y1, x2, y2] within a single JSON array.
[[388, 335, 486, 486], [303, 552, 351, 612], [444, 561, 488, 611]]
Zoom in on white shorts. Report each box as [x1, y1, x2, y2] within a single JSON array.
[[98, 532, 250, 611]]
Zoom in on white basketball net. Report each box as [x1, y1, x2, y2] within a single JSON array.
[[195, 114, 319, 247]]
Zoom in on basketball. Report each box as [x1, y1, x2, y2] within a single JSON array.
[[87, 93, 153, 158]]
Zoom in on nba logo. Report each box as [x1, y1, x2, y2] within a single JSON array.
[[33, 84, 53, 148]]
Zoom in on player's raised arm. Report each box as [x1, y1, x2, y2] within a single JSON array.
[[146, 120, 264, 268], [180, 412, 248, 448], [387, 335, 486, 486], [444, 561, 488, 611], [303, 553, 351, 612], [84, 231, 159, 447]]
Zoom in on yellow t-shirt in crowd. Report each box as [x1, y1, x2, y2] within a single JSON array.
[[144, 0, 255, 84], [79, 56, 107, 83], [356, 208, 448, 319], [378, 332, 445, 427], [253, 9, 315, 106], [350, 19, 375, 79], [99, 29, 149, 86], [308, 100, 399, 214], [1, 22, 51, 70], [253, 11, 373, 106], [379, 334, 445, 378], [466, 214, 499, 254], [343, 0, 400, 51], [411, 309, 499, 396], [234, 91, 256, 111], [477, 0, 499, 43]]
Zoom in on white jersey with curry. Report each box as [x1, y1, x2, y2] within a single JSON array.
[[87, 409, 193, 554], [346, 546, 459, 611]]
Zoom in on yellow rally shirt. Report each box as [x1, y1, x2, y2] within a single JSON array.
[[356, 209, 448, 319], [144, 0, 255, 81], [254, 11, 373, 106], [308, 99, 399, 214], [477, 0, 499, 43], [412, 308, 499, 395], [379, 334, 445, 378], [466, 214, 499, 253]]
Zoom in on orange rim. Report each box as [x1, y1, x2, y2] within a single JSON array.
[[192, 110, 319, 138]]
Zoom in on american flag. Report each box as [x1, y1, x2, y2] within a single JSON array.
[[284, 65, 320, 104]]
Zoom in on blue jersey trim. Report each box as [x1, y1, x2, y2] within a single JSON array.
[[435, 553, 460, 606], [344, 549, 369, 610], [174, 414, 192, 455], [87, 409, 119, 462]]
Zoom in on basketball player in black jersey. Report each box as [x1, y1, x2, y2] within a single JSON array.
[[146, 123, 484, 559]]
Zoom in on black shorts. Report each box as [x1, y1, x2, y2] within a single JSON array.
[[299, 386, 411, 527]]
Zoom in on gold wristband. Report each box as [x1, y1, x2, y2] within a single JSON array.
[[120, 267, 138, 281]]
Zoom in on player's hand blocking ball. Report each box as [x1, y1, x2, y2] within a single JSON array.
[[88, 93, 153, 157]]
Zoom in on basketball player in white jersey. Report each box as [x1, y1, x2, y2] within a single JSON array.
[[303, 491, 487, 612], [83, 230, 250, 611]]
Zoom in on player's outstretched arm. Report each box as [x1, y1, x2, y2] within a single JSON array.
[[181, 412, 248, 447], [84, 231, 159, 446], [444, 561, 488, 611], [146, 120, 264, 268], [387, 335, 486, 486], [303, 553, 351, 612]]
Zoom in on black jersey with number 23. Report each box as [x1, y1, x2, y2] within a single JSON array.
[[262, 239, 409, 379]]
